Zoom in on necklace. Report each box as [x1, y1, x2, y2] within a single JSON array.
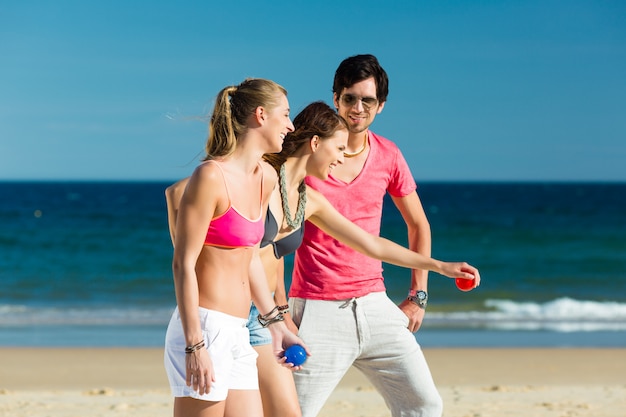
[[279, 164, 307, 230], [343, 131, 368, 158]]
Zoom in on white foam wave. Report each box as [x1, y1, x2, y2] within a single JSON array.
[[3, 298, 626, 332], [428, 297, 626, 332]]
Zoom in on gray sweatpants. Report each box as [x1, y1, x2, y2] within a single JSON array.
[[290, 291, 443, 417]]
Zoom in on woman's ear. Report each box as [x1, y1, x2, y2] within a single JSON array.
[[255, 106, 265, 124], [310, 135, 320, 151]]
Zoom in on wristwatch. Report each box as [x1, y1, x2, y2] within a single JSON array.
[[407, 289, 428, 309]]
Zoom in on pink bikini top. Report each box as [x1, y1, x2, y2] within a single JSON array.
[[204, 161, 265, 248]]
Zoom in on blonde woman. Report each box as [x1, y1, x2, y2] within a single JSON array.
[[163, 78, 306, 417]]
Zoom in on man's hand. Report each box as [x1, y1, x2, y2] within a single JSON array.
[[399, 298, 425, 333]]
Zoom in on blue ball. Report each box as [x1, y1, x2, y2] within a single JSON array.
[[284, 344, 307, 366]]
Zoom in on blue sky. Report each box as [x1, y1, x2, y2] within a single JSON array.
[[1, 0, 624, 181]]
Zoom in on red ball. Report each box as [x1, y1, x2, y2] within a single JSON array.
[[455, 277, 475, 292]]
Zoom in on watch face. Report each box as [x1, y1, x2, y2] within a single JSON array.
[[417, 291, 427, 301]]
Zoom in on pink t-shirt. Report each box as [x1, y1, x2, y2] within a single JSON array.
[[290, 131, 417, 300]]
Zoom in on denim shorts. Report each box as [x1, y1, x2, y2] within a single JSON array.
[[247, 303, 273, 347]]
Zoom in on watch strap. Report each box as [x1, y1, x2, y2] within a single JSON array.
[[407, 290, 428, 308]]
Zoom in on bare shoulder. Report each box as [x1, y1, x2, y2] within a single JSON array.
[[183, 161, 228, 202], [304, 186, 331, 218], [260, 160, 278, 190], [305, 185, 324, 203], [193, 160, 223, 181], [165, 177, 190, 202]]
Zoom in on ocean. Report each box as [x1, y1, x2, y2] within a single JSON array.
[[1, 181, 625, 348]]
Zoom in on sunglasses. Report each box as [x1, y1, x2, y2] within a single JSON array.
[[339, 94, 379, 110]]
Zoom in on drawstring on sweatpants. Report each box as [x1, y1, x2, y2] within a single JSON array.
[[339, 297, 356, 309]]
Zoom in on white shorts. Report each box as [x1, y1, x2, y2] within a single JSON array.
[[164, 307, 259, 401]]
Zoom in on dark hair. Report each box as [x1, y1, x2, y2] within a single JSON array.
[[263, 101, 348, 170], [204, 78, 287, 160], [332, 54, 389, 103]]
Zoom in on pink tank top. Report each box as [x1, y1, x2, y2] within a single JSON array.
[[204, 162, 265, 248]]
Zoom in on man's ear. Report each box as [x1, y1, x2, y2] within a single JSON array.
[[376, 100, 386, 115]]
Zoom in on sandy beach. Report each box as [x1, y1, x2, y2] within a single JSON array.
[[0, 347, 624, 417]]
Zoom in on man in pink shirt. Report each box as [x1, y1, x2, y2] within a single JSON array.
[[289, 54, 443, 417]]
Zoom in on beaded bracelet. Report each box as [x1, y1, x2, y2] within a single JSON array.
[[277, 304, 290, 314], [185, 340, 206, 354]]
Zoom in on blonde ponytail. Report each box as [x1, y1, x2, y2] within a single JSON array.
[[204, 78, 287, 160]]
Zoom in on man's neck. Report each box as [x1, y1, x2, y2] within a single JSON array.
[[344, 130, 369, 158], [348, 129, 367, 145]]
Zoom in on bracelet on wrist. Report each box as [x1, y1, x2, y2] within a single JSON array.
[[257, 305, 285, 328], [185, 339, 206, 354]]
